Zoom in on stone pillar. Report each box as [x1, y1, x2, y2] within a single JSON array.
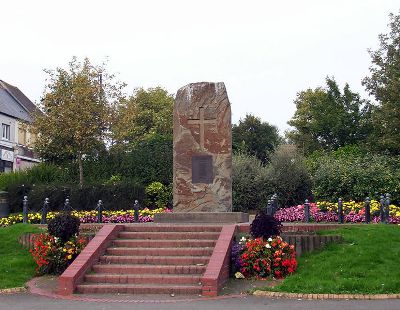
[[173, 82, 232, 212]]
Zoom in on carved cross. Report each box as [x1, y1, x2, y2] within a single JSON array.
[[187, 107, 217, 150]]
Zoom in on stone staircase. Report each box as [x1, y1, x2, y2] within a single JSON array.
[[76, 224, 222, 295]]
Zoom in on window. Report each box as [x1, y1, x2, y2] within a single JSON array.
[[2, 124, 10, 140]]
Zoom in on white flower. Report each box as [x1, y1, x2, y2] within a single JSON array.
[[267, 237, 273, 242], [240, 236, 246, 242], [235, 272, 245, 279], [266, 244, 271, 249]]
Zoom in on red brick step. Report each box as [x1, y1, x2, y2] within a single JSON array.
[[106, 247, 214, 257], [92, 264, 207, 274], [112, 239, 216, 248], [122, 225, 222, 233], [76, 283, 202, 295], [84, 274, 201, 285], [118, 231, 220, 240], [100, 255, 210, 265]]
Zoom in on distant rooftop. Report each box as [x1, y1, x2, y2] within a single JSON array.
[[0, 80, 40, 122]]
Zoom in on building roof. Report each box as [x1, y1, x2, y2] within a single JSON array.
[[0, 80, 40, 122]]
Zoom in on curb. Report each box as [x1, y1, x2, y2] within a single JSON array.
[[27, 278, 247, 303], [253, 290, 400, 300], [0, 287, 27, 294]]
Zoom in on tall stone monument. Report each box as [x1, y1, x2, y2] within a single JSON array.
[[173, 82, 232, 212]]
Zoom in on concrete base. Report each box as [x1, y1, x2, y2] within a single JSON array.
[[154, 212, 249, 223]]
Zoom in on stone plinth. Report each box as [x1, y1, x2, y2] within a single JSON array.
[[154, 212, 249, 223], [173, 82, 232, 212]]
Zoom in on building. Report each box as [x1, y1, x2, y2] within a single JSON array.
[[0, 80, 40, 172]]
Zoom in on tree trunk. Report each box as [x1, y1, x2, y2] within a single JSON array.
[[78, 153, 84, 189]]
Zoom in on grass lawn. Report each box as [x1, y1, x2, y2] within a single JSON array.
[[258, 225, 400, 294], [0, 224, 42, 289]]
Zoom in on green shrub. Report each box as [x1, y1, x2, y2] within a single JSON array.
[[47, 213, 80, 242], [265, 145, 312, 207], [309, 150, 400, 203], [7, 182, 145, 213], [0, 163, 70, 191], [232, 153, 272, 211], [144, 181, 172, 209]]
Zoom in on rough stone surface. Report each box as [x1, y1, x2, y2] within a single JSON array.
[[155, 212, 249, 223], [173, 82, 232, 212]]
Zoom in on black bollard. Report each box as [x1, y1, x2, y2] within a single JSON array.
[[134, 200, 139, 223], [97, 200, 103, 223], [64, 198, 71, 213], [40, 198, 49, 224], [304, 199, 310, 223], [380, 195, 386, 224], [23, 196, 28, 224], [385, 194, 391, 223], [266, 199, 272, 216], [272, 194, 278, 216], [364, 197, 371, 224], [338, 198, 344, 224]]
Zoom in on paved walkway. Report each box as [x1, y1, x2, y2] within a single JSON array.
[[1, 293, 400, 310]]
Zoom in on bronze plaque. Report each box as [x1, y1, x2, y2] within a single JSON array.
[[192, 155, 213, 184]]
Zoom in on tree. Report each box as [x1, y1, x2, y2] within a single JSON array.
[[362, 11, 400, 155], [31, 57, 125, 188], [287, 77, 373, 153], [232, 114, 281, 163], [111, 87, 173, 148]]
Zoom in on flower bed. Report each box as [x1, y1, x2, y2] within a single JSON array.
[[232, 236, 297, 279], [30, 233, 88, 275], [274, 201, 400, 224], [0, 207, 171, 228]]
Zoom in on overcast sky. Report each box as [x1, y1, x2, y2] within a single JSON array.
[[1, 0, 399, 133]]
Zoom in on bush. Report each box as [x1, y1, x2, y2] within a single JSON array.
[[0, 163, 70, 191], [250, 211, 282, 239], [47, 213, 80, 242], [265, 145, 312, 207], [308, 149, 400, 203], [144, 182, 172, 209], [232, 153, 272, 211], [7, 182, 145, 213]]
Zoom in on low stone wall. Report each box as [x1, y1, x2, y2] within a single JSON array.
[[281, 233, 342, 257], [236, 223, 344, 257], [19, 232, 95, 249]]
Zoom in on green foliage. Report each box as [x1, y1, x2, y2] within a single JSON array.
[[265, 145, 312, 207], [287, 77, 373, 153], [233, 114, 281, 163], [0, 163, 71, 191], [47, 213, 80, 243], [232, 153, 272, 211], [32, 57, 125, 187], [119, 134, 173, 185], [112, 87, 173, 147], [144, 181, 172, 208], [7, 182, 145, 213], [308, 149, 400, 203], [362, 11, 400, 155], [103, 174, 122, 186], [0, 224, 42, 289]]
